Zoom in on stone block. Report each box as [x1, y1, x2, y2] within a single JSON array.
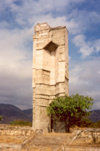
[[55, 82, 65, 95], [35, 84, 50, 95], [57, 62, 65, 82], [34, 23, 50, 32], [35, 69, 50, 85]]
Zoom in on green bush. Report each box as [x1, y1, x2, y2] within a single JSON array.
[[10, 120, 32, 126], [47, 94, 93, 132]]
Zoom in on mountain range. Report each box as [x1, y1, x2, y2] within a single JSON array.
[[0, 104, 100, 123], [0, 104, 32, 123]]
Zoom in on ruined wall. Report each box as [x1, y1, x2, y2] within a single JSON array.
[[0, 125, 34, 136], [32, 23, 69, 132]]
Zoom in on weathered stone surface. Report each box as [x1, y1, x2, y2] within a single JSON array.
[[32, 23, 69, 132], [0, 125, 34, 136]]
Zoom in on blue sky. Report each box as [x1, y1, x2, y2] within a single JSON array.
[[0, 0, 100, 109]]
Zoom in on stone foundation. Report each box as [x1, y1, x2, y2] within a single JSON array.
[[0, 124, 34, 136], [0, 125, 100, 150]]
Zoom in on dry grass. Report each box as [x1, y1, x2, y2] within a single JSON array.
[[43, 132, 72, 136], [21, 148, 53, 151], [1, 147, 53, 151], [0, 135, 26, 144], [0, 130, 100, 151]]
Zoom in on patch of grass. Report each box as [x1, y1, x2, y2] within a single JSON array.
[[10, 120, 32, 126]]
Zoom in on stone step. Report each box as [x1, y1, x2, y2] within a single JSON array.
[[29, 134, 70, 147]]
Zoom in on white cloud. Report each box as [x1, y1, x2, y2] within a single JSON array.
[[72, 35, 94, 57], [68, 9, 100, 33], [0, 0, 100, 109], [94, 39, 100, 52], [73, 34, 100, 57], [33, 15, 67, 27], [0, 27, 33, 109], [0, 28, 32, 75], [1, 0, 99, 36], [69, 57, 100, 109], [0, 0, 86, 29], [1, 0, 85, 13]]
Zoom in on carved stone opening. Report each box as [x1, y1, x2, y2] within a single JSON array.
[[44, 41, 58, 52]]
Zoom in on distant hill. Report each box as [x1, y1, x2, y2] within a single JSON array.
[[0, 103, 100, 124], [89, 110, 100, 122], [23, 108, 32, 121], [0, 104, 32, 124]]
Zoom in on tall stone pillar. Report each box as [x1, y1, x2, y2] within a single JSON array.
[[32, 23, 69, 132]]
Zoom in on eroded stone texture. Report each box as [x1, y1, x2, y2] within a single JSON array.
[[32, 23, 69, 132]]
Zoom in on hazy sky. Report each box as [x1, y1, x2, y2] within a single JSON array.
[[0, 0, 100, 109]]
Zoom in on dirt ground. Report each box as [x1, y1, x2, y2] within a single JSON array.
[[0, 135, 26, 144], [0, 130, 100, 151]]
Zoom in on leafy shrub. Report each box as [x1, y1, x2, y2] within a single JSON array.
[[47, 94, 93, 132]]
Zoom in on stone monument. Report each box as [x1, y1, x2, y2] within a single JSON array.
[[32, 23, 69, 132]]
